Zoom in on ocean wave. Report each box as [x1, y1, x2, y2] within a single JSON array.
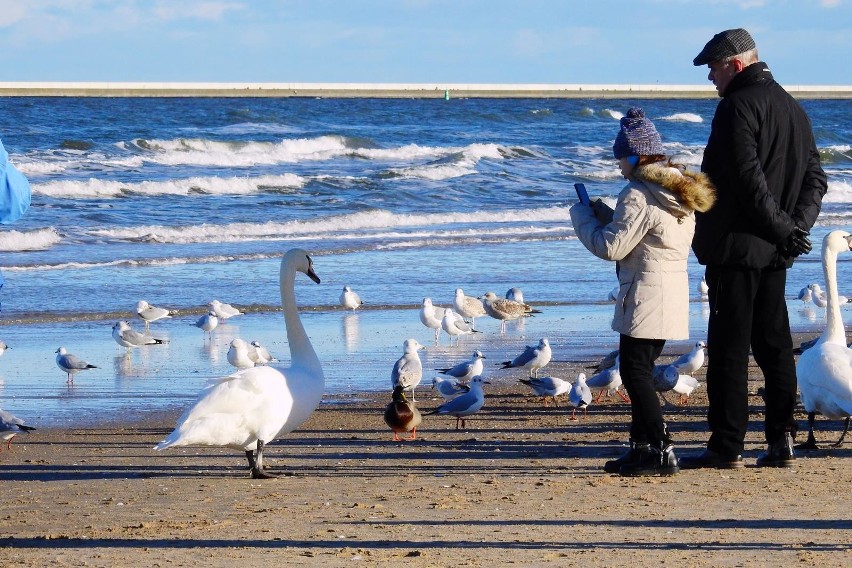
[[823, 179, 852, 203], [599, 109, 624, 120], [387, 143, 505, 180], [820, 145, 852, 165], [658, 113, 703, 123], [0, 228, 61, 252], [32, 173, 306, 199], [84, 207, 571, 245]]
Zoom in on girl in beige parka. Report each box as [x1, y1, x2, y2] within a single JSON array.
[[570, 108, 715, 477]]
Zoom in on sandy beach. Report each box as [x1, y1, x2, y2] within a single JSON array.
[[2, 328, 851, 567]]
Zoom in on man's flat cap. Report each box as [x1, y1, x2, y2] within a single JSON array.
[[693, 28, 756, 66]]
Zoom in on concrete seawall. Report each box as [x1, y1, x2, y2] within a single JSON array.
[[2, 82, 851, 99]]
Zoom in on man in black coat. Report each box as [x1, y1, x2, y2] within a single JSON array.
[[681, 28, 828, 469]]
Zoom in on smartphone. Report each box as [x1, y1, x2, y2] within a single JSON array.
[[574, 183, 590, 206]]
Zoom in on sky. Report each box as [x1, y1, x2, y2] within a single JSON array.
[[0, 0, 849, 85]]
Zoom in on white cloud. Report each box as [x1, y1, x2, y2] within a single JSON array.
[[820, 0, 841, 7], [152, 1, 246, 22], [0, 0, 29, 27]]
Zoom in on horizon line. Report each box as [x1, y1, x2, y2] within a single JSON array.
[[2, 81, 851, 99]]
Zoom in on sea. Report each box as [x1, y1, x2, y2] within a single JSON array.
[[0, 95, 850, 427]]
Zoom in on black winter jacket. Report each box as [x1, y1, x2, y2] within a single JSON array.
[[692, 62, 827, 269]]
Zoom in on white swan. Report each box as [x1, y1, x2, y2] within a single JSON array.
[[155, 249, 324, 478], [796, 231, 852, 448]]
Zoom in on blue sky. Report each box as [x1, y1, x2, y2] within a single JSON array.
[[0, 0, 849, 85]]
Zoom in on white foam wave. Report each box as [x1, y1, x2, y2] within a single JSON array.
[[389, 143, 504, 180], [823, 179, 852, 203], [658, 113, 703, 123], [0, 228, 61, 252], [599, 109, 624, 120], [32, 173, 306, 199], [86, 207, 570, 245], [132, 135, 349, 167]]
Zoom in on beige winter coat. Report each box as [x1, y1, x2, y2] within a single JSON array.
[[570, 163, 716, 340]]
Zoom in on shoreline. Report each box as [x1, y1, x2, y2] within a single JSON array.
[[2, 82, 852, 99]]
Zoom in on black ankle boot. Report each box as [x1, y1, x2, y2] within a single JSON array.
[[619, 443, 679, 477], [603, 441, 650, 474], [756, 431, 795, 467]]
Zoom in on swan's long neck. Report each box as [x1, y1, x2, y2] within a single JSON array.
[[822, 239, 846, 344], [280, 262, 322, 373]]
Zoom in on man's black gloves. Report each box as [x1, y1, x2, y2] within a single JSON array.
[[784, 225, 812, 257]]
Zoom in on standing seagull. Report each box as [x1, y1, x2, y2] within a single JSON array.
[[518, 375, 570, 407], [112, 321, 167, 350], [136, 300, 174, 330], [156, 248, 324, 479], [194, 311, 219, 339], [391, 338, 425, 402], [669, 341, 706, 374], [431, 376, 470, 400], [441, 308, 477, 346], [384, 385, 422, 441], [796, 286, 812, 305], [500, 338, 552, 378], [339, 286, 363, 311], [0, 340, 9, 357], [586, 358, 630, 403], [453, 288, 486, 328], [227, 338, 256, 369], [419, 297, 445, 342], [568, 373, 593, 420], [209, 300, 243, 320], [480, 291, 539, 333], [505, 287, 525, 304], [55, 347, 97, 384], [249, 340, 275, 365], [428, 376, 489, 430], [436, 350, 486, 383], [0, 408, 36, 451]]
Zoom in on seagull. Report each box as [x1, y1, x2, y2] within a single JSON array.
[[428, 376, 489, 430], [339, 286, 363, 311], [586, 357, 629, 403], [194, 311, 219, 339], [384, 385, 422, 441], [811, 282, 851, 307], [0, 408, 35, 451], [587, 349, 620, 373], [436, 350, 485, 383], [136, 300, 174, 330], [500, 338, 552, 378], [441, 308, 478, 346], [518, 375, 571, 407], [453, 288, 486, 328], [209, 300, 243, 320], [111, 320, 167, 350], [419, 297, 446, 342], [797, 285, 812, 305], [654, 365, 700, 405], [55, 347, 97, 384], [227, 338, 256, 369], [391, 338, 425, 402], [249, 340, 275, 365], [0, 340, 9, 357], [480, 291, 539, 333], [568, 373, 593, 420], [669, 341, 706, 374], [505, 287, 525, 304], [796, 232, 852, 449], [155, 248, 324, 479], [431, 376, 470, 400]]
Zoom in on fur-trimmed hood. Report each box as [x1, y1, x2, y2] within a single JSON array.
[[633, 162, 716, 215]]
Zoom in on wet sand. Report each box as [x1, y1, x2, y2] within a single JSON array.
[[2, 339, 851, 567]]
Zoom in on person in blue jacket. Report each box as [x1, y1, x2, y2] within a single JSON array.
[[0, 138, 32, 309]]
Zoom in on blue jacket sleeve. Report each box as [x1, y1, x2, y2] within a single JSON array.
[[0, 139, 31, 224]]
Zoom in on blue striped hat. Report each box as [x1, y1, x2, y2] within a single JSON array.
[[612, 107, 664, 159]]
